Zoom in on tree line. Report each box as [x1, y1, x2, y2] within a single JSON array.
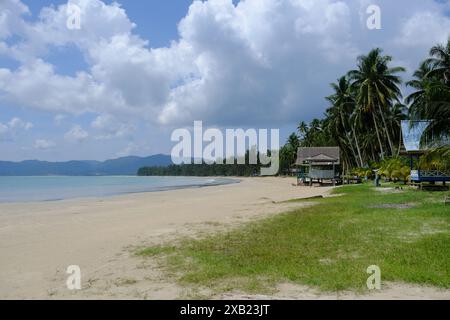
[[280, 38, 450, 176], [138, 151, 269, 177]]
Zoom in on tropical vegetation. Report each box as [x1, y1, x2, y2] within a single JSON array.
[[279, 38, 450, 177], [138, 150, 268, 177]]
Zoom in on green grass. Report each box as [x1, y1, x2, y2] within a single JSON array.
[[135, 245, 176, 257], [138, 184, 450, 293]]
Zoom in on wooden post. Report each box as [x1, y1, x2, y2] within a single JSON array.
[[332, 161, 336, 186], [309, 162, 312, 187]]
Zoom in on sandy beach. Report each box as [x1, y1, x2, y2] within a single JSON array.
[[0, 177, 448, 300], [0, 177, 326, 299]]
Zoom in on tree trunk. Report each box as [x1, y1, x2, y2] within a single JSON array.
[[340, 111, 363, 168], [352, 127, 364, 167], [377, 103, 394, 156], [372, 112, 385, 160], [346, 133, 360, 168], [397, 123, 403, 157]]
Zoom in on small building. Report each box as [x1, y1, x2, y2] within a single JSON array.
[[400, 120, 450, 187], [295, 147, 340, 186]]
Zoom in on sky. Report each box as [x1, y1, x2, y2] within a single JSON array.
[[0, 0, 449, 161]]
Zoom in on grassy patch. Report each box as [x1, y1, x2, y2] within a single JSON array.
[[135, 245, 176, 257], [278, 195, 324, 203], [139, 184, 450, 293]]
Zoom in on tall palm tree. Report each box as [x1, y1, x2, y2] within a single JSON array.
[[348, 48, 405, 158], [422, 81, 450, 140], [297, 121, 308, 139], [407, 40, 450, 140], [388, 103, 408, 156], [285, 133, 300, 173], [326, 76, 363, 167], [426, 37, 450, 85], [406, 61, 434, 119], [325, 107, 358, 170], [287, 132, 300, 151]]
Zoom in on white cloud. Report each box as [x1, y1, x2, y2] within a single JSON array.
[[0, 0, 29, 40], [64, 125, 89, 142], [34, 139, 55, 150], [8, 117, 33, 130], [0, 0, 358, 126], [91, 114, 135, 139], [0, 0, 449, 133], [0, 117, 33, 140], [0, 59, 121, 114], [396, 12, 450, 49]]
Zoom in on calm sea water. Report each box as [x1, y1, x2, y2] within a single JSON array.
[[0, 176, 238, 203]]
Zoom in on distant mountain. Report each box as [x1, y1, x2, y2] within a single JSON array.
[[0, 154, 173, 176]]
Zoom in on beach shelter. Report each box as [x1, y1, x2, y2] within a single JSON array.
[[400, 120, 450, 184], [295, 147, 340, 186]]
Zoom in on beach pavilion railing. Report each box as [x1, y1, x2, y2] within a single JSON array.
[[309, 169, 336, 180], [411, 170, 450, 182]]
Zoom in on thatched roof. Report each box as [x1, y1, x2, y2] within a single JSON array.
[[296, 147, 340, 165]]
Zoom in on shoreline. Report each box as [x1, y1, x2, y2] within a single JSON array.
[[1, 177, 448, 300], [0, 176, 241, 204], [0, 177, 332, 299]]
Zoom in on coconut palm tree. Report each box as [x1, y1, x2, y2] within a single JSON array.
[[284, 132, 300, 173], [426, 37, 450, 85], [348, 48, 405, 158], [406, 61, 434, 119], [297, 121, 308, 139], [287, 132, 300, 151], [407, 40, 450, 140], [326, 76, 363, 167]]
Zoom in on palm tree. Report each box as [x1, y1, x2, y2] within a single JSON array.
[[326, 76, 363, 167], [407, 40, 450, 140], [349, 110, 366, 166], [287, 132, 300, 151], [388, 103, 408, 156], [348, 48, 405, 158], [422, 81, 450, 140], [284, 133, 300, 174], [406, 61, 434, 119], [297, 121, 308, 139], [426, 37, 450, 85]]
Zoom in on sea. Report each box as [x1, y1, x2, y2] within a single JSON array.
[[0, 176, 238, 203]]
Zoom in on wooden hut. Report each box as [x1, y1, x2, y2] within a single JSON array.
[[295, 147, 341, 186]]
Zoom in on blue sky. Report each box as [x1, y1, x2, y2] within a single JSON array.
[[0, 0, 449, 161], [1, 0, 194, 77], [26, 0, 193, 48]]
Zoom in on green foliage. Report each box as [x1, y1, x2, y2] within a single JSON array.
[[348, 167, 372, 179], [419, 147, 450, 172], [142, 185, 450, 292], [138, 150, 271, 177], [407, 37, 450, 139], [377, 157, 411, 183], [282, 39, 450, 175]]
